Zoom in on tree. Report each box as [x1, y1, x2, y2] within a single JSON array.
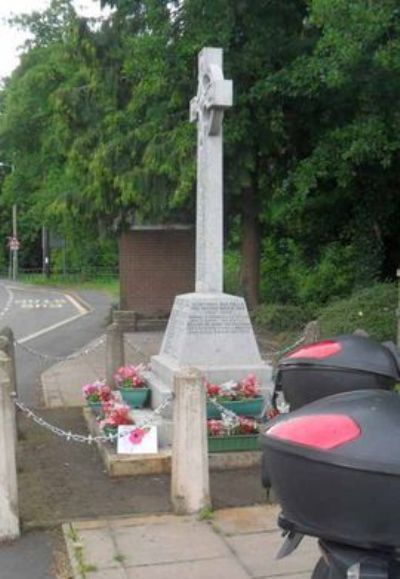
[[261, 0, 400, 299]]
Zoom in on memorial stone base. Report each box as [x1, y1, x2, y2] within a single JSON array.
[[146, 293, 273, 418]]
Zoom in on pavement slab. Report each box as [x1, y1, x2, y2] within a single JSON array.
[[63, 506, 320, 579], [124, 558, 250, 579]]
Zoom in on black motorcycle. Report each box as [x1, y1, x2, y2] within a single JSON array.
[[261, 390, 400, 579]]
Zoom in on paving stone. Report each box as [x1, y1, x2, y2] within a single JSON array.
[[84, 569, 128, 579], [75, 527, 120, 570], [108, 514, 191, 529], [72, 520, 108, 530], [125, 557, 250, 579], [226, 531, 319, 577], [212, 505, 280, 536], [258, 574, 310, 579], [113, 520, 230, 566]]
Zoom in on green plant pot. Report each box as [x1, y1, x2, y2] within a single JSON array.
[[207, 434, 261, 453], [206, 396, 264, 419], [117, 386, 149, 408], [87, 401, 103, 414]]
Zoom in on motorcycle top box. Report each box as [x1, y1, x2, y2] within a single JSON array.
[[261, 390, 400, 550], [275, 335, 400, 410]]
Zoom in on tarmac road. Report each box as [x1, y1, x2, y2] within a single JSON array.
[[0, 280, 113, 579], [0, 280, 112, 406]]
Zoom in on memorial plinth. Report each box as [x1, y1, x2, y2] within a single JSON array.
[[147, 293, 272, 413], [146, 48, 272, 425]]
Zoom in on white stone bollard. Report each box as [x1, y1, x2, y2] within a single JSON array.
[[171, 368, 211, 514], [106, 323, 124, 387], [0, 352, 19, 540]]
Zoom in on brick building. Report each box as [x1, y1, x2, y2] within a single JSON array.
[[119, 225, 195, 317]]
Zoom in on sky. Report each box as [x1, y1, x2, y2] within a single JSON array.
[[0, 0, 108, 81]]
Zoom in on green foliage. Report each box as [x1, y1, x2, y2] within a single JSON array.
[[318, 283, 397, 342], [252, 303, 311, 333], [1, 0, 400, 308], [260, 238, 356, 307], [224, 250, 241, 296], [19, 273, 119, 299]]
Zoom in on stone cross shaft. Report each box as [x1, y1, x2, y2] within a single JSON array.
[[190, 47, 232, 293]]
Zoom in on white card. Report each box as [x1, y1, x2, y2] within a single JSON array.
[[117, 425, 158, 455]]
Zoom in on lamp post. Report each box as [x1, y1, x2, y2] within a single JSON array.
[[0, 163, 17, 281]]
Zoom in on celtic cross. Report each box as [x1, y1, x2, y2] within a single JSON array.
[[190, 48, 232, 293]]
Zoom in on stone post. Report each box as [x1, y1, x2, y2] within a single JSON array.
[[0, 327, 17, 397], [0, 328, 18, 441], [0, 352, 19, 540], [171, 368, 211, 514], [106, 323, 124, 387], [303, 320, 321, 344]]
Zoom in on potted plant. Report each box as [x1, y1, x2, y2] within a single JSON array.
[[205, 374, 264, 418], [113, 364, 149, 408], [82, 381, 114, 413], [207, 416, 261, 453], [98, 402, 134, 442]]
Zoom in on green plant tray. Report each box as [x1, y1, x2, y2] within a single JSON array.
[[87, 401, 103, 414], [207, 396, 264, 419], [207, 434, 261, 453], [118, 386, 150, 408]]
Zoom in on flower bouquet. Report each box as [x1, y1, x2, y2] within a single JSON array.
[[82, 381, 114, 414], [98, 402, 134, 442], [113, 364, 149, 408], [207, 416, 261, 453], [205, 374, 264, 419]]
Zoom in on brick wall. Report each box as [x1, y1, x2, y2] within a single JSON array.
[[119, 228, 195, 316]]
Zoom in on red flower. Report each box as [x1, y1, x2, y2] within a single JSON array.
[[205, 380, 221, 398], [267, 408, 280, 420], [99, 403, 133, 431], [237, 417, 259, 435], [129, 427, 146, 445], [207, 419, 224, 436], [239, 374, 260, 398]]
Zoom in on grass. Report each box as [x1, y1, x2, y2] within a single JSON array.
[[318, 282, 397, 342], [67, 524, 98, 578], [15, 273, 120, 301]]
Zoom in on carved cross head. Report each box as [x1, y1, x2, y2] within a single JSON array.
[[190, 48, 233, 136]]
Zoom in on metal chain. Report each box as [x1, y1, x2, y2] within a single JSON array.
[[208, 397, 240, 421], [14, 336, 105, 362], [13, 392, 174, 443], [275, 334, 305, 358], [123, 337, 149, 361]]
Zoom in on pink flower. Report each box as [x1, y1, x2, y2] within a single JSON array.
[[237, 417, 259, 435], [114, 364, 146, 389], [129, 427, 147, 445], [207, 420, 224, 436], [99, 403, 133, 430], [82, 380, 112, 403], [205, 380, 221, 398]]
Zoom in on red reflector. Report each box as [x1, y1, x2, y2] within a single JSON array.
[[267, 414, 361, 450], [286, 340, 342, 360]]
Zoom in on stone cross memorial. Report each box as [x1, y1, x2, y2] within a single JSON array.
[[148, 47, 272, 412], [189, 47, 232, 293]]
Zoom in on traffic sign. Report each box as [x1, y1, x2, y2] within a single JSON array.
[[7, 236, 20, 251]]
